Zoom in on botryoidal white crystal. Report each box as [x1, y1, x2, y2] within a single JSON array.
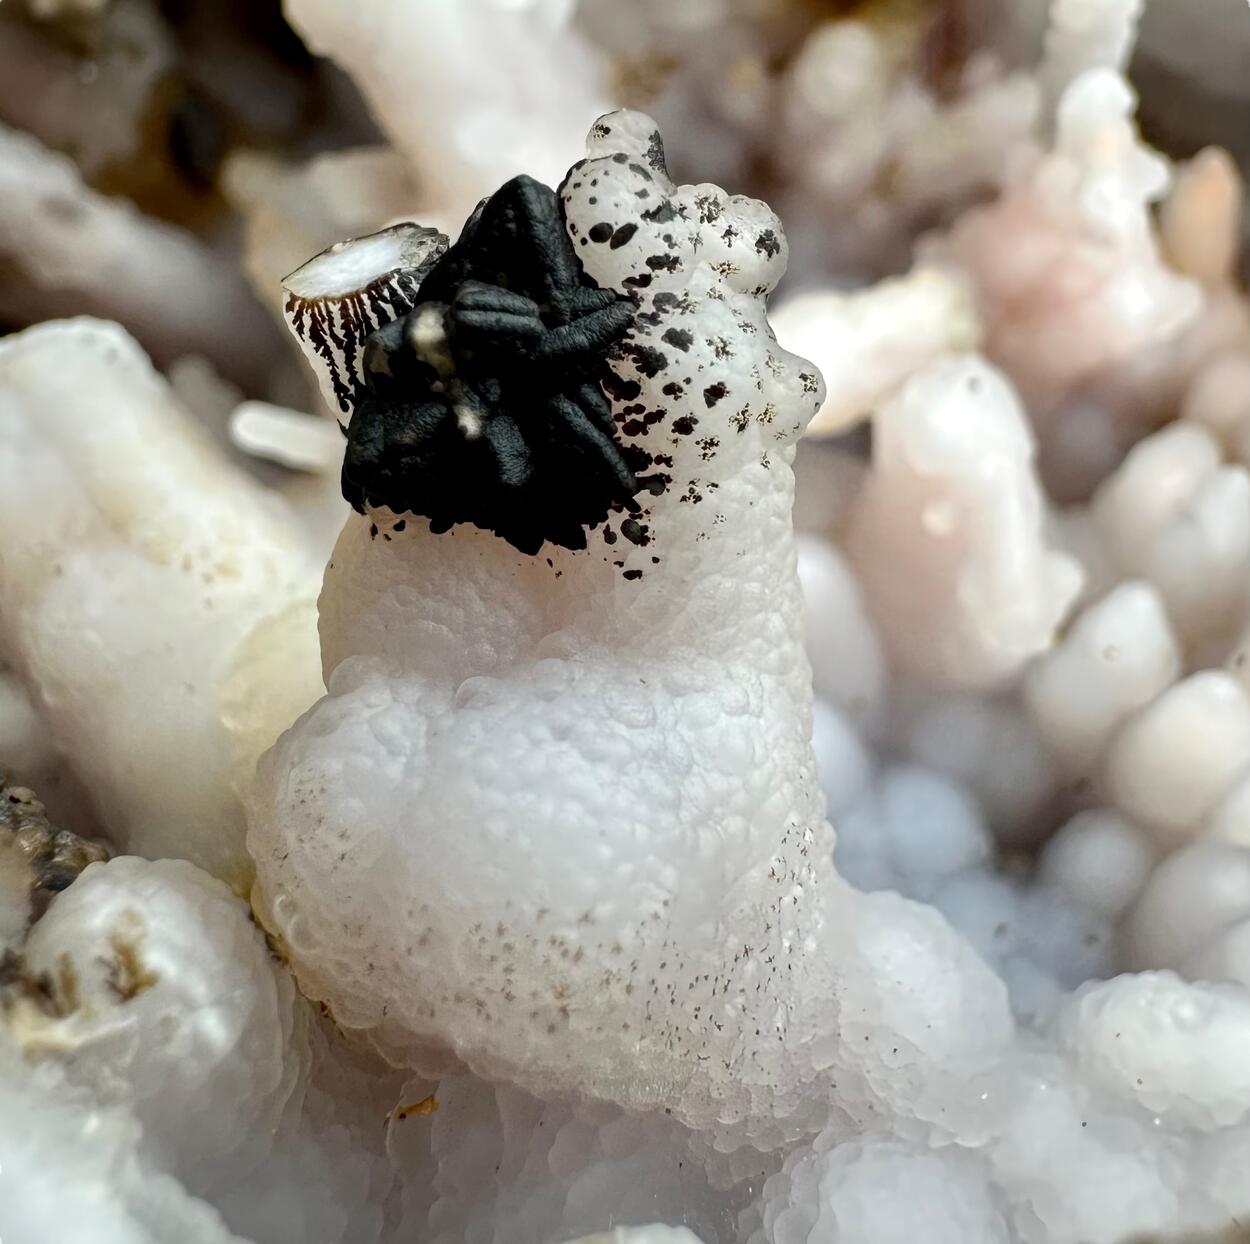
[[0, 319, 321, 885], [1, 851, 411, 1244], [3, 11, 1249, 1229], [0, 1031, 249, 1244], [238, 109, 1250, 1244], [13, 857, 306, 1192]]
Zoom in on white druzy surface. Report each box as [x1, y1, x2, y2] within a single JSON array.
[[250, 112, 1014, 1146]]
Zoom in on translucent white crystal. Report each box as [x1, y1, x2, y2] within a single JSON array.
[[1126, 841, 1250, 970], [0, 1032, 247, 1244], [282, 0, 609, 217], [898, 690, 1058, 842], [229, 402, 344, 474], [1056, 972, 1250, 1129], [928, 68, 1200, 417], [224, 146, 422, 323], [0, 122, 279, 390], [388, 1071, 747, 1244], [810, 697, 873, 818], [563, 1229, 707, 1244], [1205, 772, 1250, 849], [1038, 809, 1156, 919], [833, 764, 991, 896], [1039, 0, 1143, 105], [753, 1134, 1010, 1244], [796, 534, 887, 731]]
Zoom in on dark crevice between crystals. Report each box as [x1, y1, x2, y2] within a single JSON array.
[[342, 174, 649, 556]]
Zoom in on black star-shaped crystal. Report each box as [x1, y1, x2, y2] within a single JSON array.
[[343, 174, 642, 555]]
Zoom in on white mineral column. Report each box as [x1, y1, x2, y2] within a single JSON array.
[[0, 319, 321, 884], [250, 113, 1013, 1147], [845, 355, 1082, 688]]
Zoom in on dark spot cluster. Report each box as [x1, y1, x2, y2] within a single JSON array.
[[338, 175, 650, 556], [754, 229, 781, 258], [556, 125, 811, 561]]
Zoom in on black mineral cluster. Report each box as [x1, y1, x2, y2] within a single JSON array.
[[343, 174, 644, 555]]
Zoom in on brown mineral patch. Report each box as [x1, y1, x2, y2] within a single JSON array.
[[0, 949, 66, 1018], [101, 921, 158, 1002], [387, 1094, 438, 1122], [55, 952, 80, 1014]]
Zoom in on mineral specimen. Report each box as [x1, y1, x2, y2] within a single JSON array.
[[1, 2, 1250, 1242]]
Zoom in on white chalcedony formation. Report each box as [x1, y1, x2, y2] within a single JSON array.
[[0, 122, 282, 391], [0, 1031, 249, 1244], [252, 112, 1017, 1143], [282, 0, 610, 219], [930, 69, 1200, 420]]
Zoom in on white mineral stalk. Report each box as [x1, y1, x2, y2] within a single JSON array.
[[282, 222, 447, 417], [228, 401, 346, 474], [925, 67, 1201, 419], [250, 112, 1013, 1147], [0, 319, 321, 886], [0, 121, 282, 392], [282, 0, 611, 217], [1040, 0, 1144, 110]]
